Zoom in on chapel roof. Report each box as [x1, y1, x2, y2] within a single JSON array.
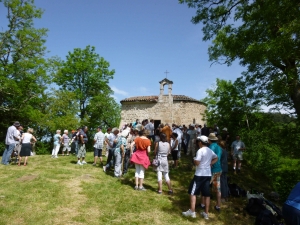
[[120, 95, 204, 104]]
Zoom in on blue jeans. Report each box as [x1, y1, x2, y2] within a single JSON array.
[[1, 144, 15, 165], [105, 148, 115, 169]]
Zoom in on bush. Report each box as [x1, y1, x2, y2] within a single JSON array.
[[34, 141, 52, 155], [0, 142, 5, 156]]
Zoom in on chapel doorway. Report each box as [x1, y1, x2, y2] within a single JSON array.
[[154, 120, 161, 130]]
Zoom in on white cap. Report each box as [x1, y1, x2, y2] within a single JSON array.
[[197, 135, 208, 143]]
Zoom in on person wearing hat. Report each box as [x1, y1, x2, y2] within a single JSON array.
[[93, 126, 105, 166], [113, 129, 129, 177], [1, 121, 21, 165], [182, 135, 218, 220], [208, 133, 223, 212]]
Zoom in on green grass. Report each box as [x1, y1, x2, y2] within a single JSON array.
[[0, 152, 275, 225]]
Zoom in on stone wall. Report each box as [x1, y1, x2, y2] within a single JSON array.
[[120, 100, 206, 127]]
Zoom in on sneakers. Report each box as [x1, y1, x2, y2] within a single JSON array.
[[103, 166, 106, 172], [134, 186, 138, 190], [200, 211, 209, 220], [168, 190, 173, 195], [214, 205, 221, 212], [138, 186, 146, 191], [77, 161, 83, 165], [182, 209, 196, 218], [92, 163, 96, 166], [81, 161, 87, 165]]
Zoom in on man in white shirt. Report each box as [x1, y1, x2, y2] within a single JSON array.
[[182, 135, 218, 220], [93, 126, 105, 166], [1, 121, 21, 165]]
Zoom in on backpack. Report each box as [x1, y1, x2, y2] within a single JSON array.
[[255, 209, 280, 225], [228, 183, 247, 197], [245, 192, 283, 225]]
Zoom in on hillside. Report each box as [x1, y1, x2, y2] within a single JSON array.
[[0, 152, 280, 225]]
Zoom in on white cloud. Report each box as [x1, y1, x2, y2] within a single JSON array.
[[111, 86, 129, 96]]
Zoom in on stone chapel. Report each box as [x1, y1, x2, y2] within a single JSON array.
[[119, 78, 207, 128]]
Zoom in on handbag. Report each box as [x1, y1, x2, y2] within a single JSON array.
[[152, 142, 160, 167]]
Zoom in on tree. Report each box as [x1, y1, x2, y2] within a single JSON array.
[[0, 0, 49, 139], [180, 0, 300, 118], [54, 45, 120, 126], [202, 78, 260, 131]]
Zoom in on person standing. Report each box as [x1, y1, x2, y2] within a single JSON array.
[[154, 133, 172, 194], [114, 129, 128, 177], [123, 128, 134, 175], [219, 140, 229, 202], [161, 123, 172, 143], [182, 136, 218, 220], [130, 129, 151, 190], [208, 133, 223, 212], [93, 126, 105, 166], [2, 121, 21, 165], [144, 119, 155, 142], [103, 128, 112, 157], [187, 124, 197, 157], [18, 128, 37, 166], [103, 128, 119, 172], [51, 130, 62, 158], [61, 130, 71, 156], [231, 135, 246, 173], [201, 124, 209, 137], [173, 125, 183, 159], [77, 126, 88, 165]]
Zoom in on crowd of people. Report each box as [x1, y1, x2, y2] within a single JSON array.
[[3, 120, 299, 223]]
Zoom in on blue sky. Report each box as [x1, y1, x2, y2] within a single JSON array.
[[1, 0, 244, 102]]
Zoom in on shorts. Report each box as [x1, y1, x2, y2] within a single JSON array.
[[62, 144, 71, 152], [171, 150, 178, 161], [94, 148, 103, 157], [77, 144, 86, 158], [233, 151, 243, 160], [211, 172, 222, 193], [188, 175, 211, 197]]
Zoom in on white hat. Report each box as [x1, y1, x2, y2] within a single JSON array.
[[135, 124, 143, 131], [190, 124, 195, 127], [208, 133, 219, 141], [223, 127, 228, 131], [121, 129, 129, 137], [197, 135, 208, 143]]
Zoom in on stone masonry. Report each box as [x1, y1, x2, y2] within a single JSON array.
[[120, 78, 206, 127]]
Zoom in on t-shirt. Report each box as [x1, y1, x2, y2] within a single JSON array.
[[285, 182, 300, 210], [209, 142, 222, 173], [144, 123, 154, 135], [94, 131, 105, 149], [115, 137, 127, 153], [5, 125, 19, 145], [62, 134, 70, 145], [194, 146, 217, 176], [170, 138, 178, 151], [231, 140, 245, 154], [78, 129, 88, 144], [173, 128, 183, 144], [107, 133, 117, 149], [196, 127, 201, 137], [22, 133, 32, 144], [134, 137, 151, 150], [187, 129, 197, 140], [53, 134, 61, 145]]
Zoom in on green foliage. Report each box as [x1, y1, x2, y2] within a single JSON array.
[[180, 0, 300, 117], [0, 0, 49, 140], [54, 45, 116, 119], [34, 141, 52, 155]]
